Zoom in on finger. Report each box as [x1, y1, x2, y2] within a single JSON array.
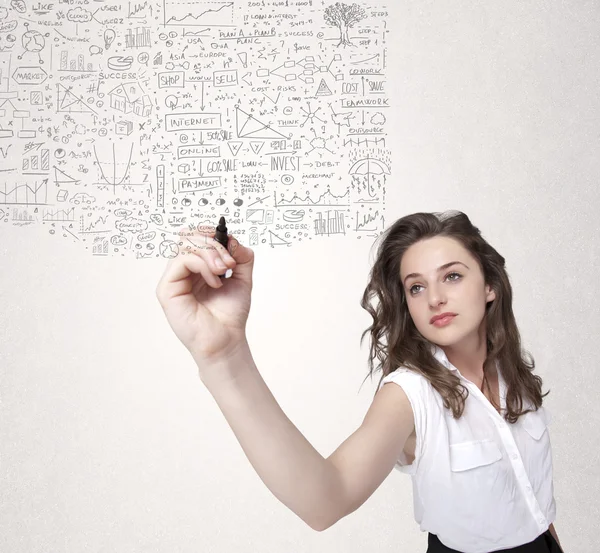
[[221, 234, 253, 265], [211, 235, 236, 265], [179, 250, 225, 288], [179, 236, 233, 273], [177, 227, 252, 268], [159, 250, 222, 296], [178, 228, 236, 268]]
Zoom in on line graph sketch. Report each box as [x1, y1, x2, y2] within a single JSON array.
[[1, 1, 392, 256], [162, 0, 234, 26]]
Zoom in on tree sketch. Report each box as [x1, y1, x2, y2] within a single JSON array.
[[324, 2, 367, 47], [1, 0, 391, 257]]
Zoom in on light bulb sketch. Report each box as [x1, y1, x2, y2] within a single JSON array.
[[2, 0, 392, 256], [104, 29, 116, 50]]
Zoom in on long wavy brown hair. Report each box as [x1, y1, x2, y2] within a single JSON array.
[[359, 210, 549, 424]]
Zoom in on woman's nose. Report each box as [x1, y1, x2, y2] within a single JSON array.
[[427, 287, 447, 307]]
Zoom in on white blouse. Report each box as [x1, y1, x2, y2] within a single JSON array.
[[378, 344, 556, 553]]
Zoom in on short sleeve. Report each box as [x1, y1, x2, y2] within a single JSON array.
[[378, 368, 428, 475]]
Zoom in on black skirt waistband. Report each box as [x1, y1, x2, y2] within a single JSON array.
[[426, 529, 564, 553]]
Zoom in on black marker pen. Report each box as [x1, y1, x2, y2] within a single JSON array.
[[214, 216, 229, 278]]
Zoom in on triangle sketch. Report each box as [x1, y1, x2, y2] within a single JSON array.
[[315, 78, 333, 96], [227, 141, 243, 156], [236, 107, 289, 140], [268, 229, 291, 246], [249, 141, 264, 154], [57, 84, 98, 114], [54, 166, 81, 185]]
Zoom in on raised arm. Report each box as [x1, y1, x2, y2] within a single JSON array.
[[201, 344, 415, 531], [155, 231, 416, 532], [324, 381, 415, 528]]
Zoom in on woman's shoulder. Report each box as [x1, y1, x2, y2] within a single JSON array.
[[379, 365, 432, 394]]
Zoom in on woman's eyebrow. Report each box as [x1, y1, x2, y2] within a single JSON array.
[[403, 261, 469, 285]]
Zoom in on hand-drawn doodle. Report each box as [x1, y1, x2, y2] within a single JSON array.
[[324, 3, 367, 47], [10, 0, 26, 15], [103, 29, 116, 51], [163, 1, 234, 27], [0, 1, 390, 252]]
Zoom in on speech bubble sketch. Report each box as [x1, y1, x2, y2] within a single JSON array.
[[0, 0, 392, 256]]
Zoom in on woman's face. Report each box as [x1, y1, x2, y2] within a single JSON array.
[[399, 236, 496, 348]]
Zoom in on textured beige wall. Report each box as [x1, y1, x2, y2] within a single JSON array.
[[2, 1, 599, 551]]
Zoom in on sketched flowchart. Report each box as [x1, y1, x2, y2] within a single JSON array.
[[0, 1, 392, 254]]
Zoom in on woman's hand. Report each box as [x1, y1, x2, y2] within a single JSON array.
[[156, 227, 255, 368]]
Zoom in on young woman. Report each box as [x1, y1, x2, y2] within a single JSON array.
[[156, 210, 564, 553]]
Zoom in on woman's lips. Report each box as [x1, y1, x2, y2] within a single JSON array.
[[431, 314, 456, 327]]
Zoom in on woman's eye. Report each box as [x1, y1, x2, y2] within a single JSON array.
[[408, 272, 462, 295], [409, 284, 422, 295]]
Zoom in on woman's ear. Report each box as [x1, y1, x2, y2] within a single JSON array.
[[486, 285, 496, 303]]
